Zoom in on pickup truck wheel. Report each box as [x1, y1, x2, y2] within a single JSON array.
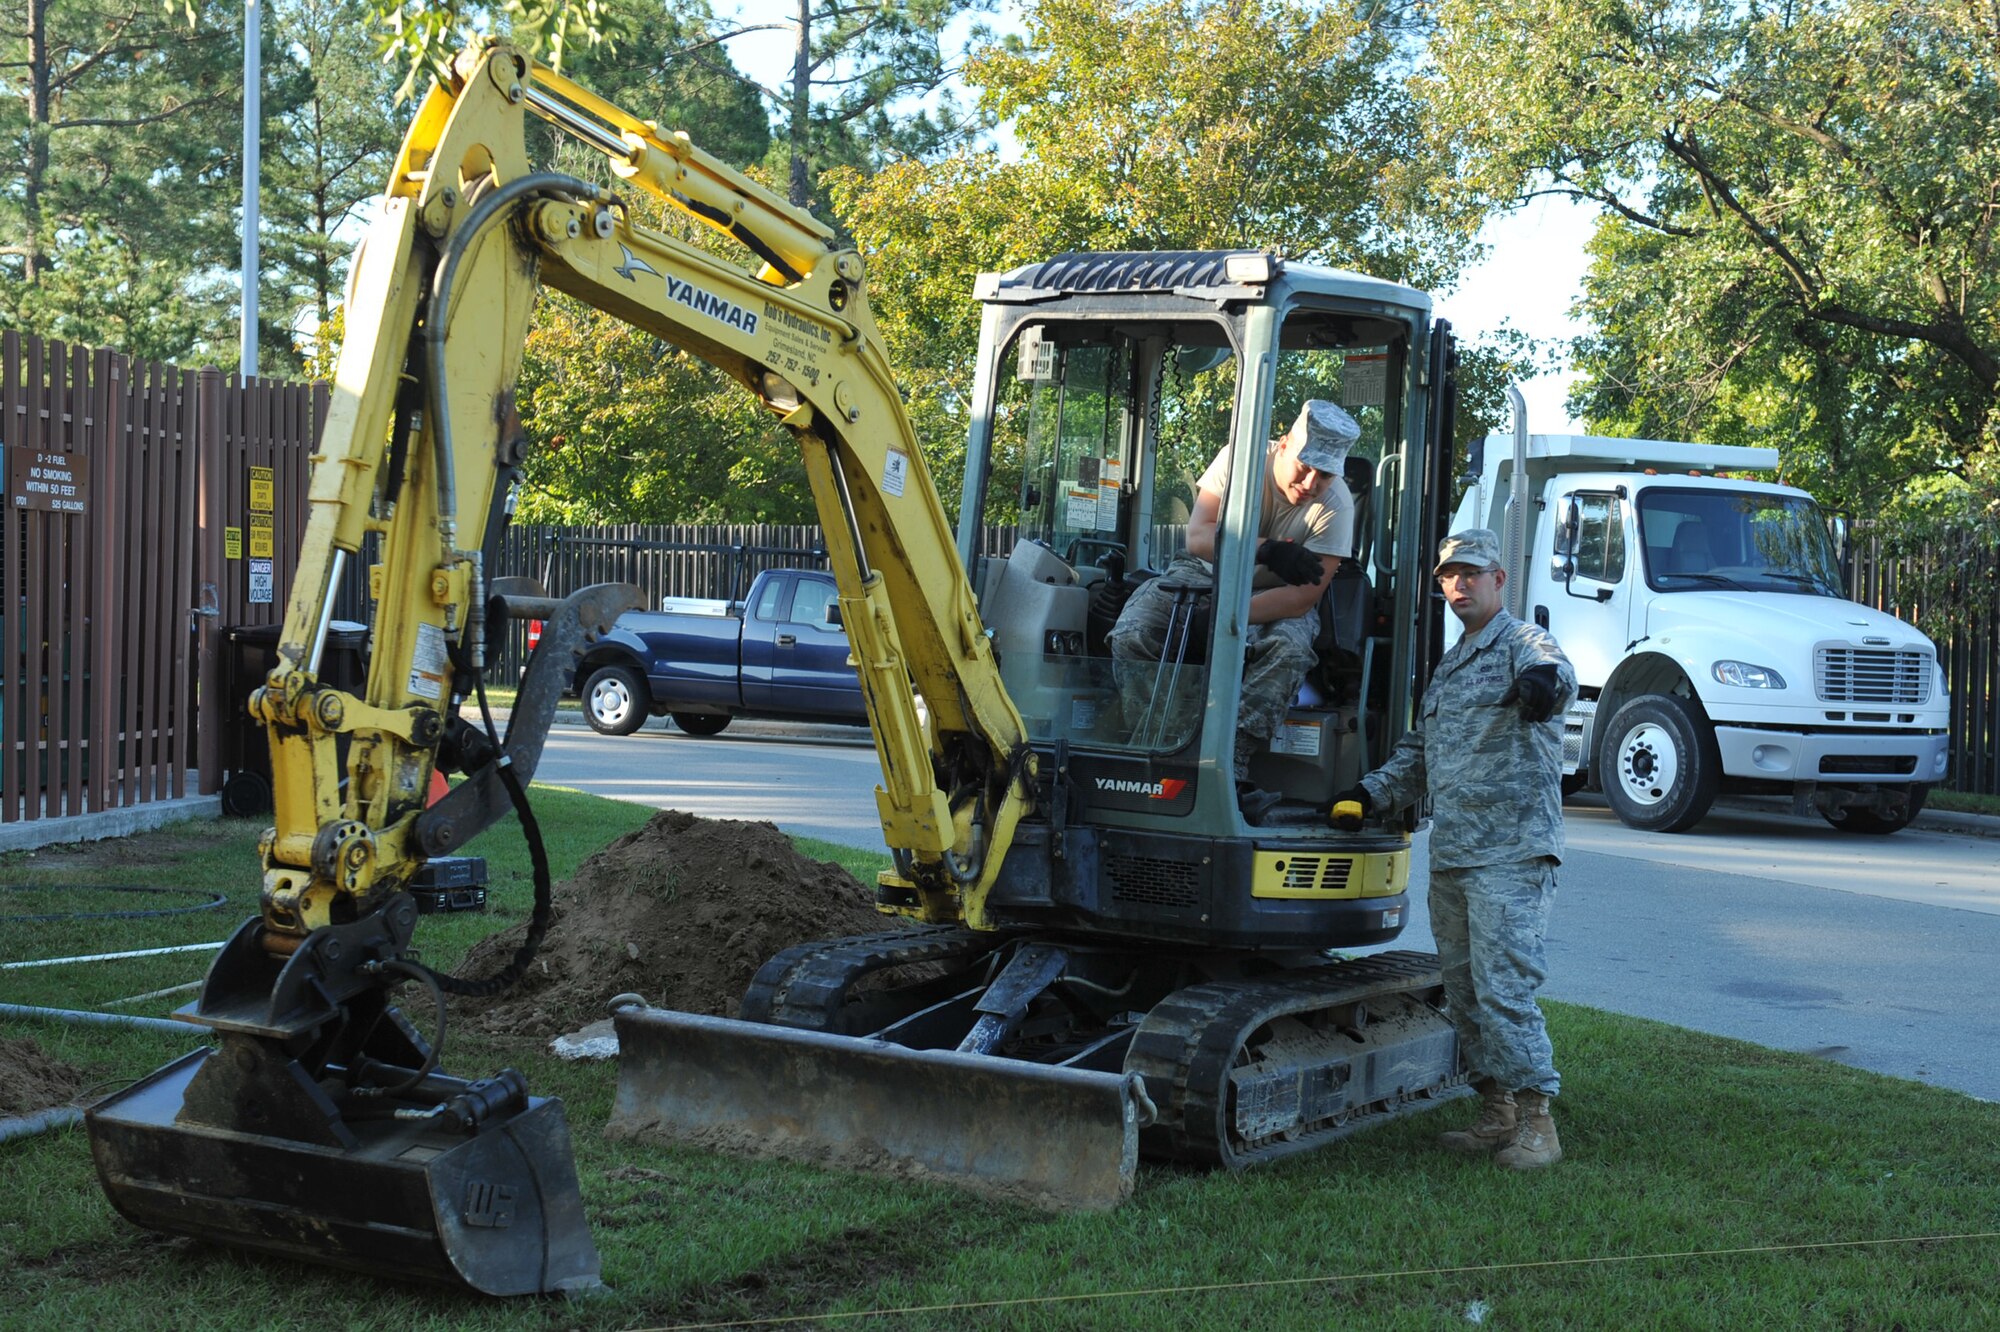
[[671, 711, 730, 737], [1821, 785, 1929, 835], [1599, 693, 1720, 833], [583, 664, 650, 736]]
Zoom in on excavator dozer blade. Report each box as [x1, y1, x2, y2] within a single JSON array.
[[607, 1007, 1145, 1211], [87, 1049, 601, 1296]]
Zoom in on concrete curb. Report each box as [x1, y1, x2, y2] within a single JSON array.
[[1701, 793, 1999, 839], [0, 795, 222, 854]]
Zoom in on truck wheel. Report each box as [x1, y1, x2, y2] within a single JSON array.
[[1599, 693, 1720, 833], [1821, 785, 1929, 835], [671, 711, 730, 737], [583, 664, 650, 736]]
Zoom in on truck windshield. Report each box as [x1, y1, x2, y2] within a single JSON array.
[[1637, 488, 1842, 595]]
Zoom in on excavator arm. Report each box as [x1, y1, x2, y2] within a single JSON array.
[[85, 42, 1053, 1296], [264, 41, 1031, 942]]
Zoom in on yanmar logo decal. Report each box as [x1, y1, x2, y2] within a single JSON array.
[[1094, 777, 1188, 801]]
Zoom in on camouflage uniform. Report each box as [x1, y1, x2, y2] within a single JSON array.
[[1107, 552, 1321, 751], [1107, 431, 1352, 757], [1359, 608, 1575, 1096]]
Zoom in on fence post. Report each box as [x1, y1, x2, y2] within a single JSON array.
[[194, 367, 227, 794], [89, 351, 122, 810]]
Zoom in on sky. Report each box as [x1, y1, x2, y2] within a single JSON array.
[[719, 7, 1595, 434]]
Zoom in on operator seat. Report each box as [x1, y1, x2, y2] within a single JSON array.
[[1669, 522, 1714, 574], [1308, 457, 1375, 701]]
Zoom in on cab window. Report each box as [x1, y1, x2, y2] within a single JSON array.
[[1569, 492, 1626, 583], [789, 578, 839, 627]]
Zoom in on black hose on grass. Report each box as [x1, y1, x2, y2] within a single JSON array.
[[1, 885, 229, 923]]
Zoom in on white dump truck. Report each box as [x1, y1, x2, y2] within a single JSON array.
[[1453, 400, 1950, 834]]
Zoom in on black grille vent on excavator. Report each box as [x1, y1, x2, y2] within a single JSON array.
[[1107, 855, 1203, 908], [1278, 856, 1355, 894], [1000, 251, 1273, 297]]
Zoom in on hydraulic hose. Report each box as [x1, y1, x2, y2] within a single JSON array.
[[351, 957, 447, 1100], [399, 674, 556, 1000], [423, 170, 596, 538]]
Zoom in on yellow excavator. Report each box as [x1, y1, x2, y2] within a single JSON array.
[[86, 43, 1464, 1294]]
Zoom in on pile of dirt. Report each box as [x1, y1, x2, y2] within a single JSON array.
[[448, 809, 896, 1039], [0, 1036, 87, 1117]]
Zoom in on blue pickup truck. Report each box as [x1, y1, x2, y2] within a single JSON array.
[[572, 567, 867, 736]]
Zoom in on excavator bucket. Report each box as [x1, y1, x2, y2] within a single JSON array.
[[607, 1007, 1148, 1211], [88, 1046, 601, 1296]]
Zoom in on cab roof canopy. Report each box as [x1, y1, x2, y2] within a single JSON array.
[[1481, 434, 1779, 475]]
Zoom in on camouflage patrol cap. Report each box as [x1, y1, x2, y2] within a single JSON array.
[[1290, 400, 1360, 473], [1434, 528, 1503, 574]]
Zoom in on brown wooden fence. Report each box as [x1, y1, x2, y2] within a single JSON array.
[[3, 323, 1994, 825], [0, 331, 324, 823], [1849, 532, 1999, 796]]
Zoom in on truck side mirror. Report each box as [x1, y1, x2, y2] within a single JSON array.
[[1554, 496, 1581, 559], [1554, 496, 1612, 603], [1828, 512, 1853, 590], [824, 603, 843, 627]]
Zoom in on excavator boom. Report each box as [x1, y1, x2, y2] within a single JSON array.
[[86, 40, 1140, 1287]]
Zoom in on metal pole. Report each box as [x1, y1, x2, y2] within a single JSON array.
[[239, 0, 261, 377]]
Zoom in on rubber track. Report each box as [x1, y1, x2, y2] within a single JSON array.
[[1125, 949, 1462, 1167], [740, 926, 1003, 1031]]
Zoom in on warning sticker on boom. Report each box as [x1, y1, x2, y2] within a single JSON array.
[[408, 622, 449, 701]]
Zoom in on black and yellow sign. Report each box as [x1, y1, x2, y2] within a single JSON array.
[[249, 512, 274, 558], [249, 465, 274, 513], [224, 526, 243, 559]]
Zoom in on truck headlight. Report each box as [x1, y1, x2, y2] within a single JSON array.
[[1712, 660, 1787, 689]]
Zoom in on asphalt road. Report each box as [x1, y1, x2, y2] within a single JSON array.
[[529, 717, 2000, 1103]]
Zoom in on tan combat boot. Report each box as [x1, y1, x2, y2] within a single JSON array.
[[1494, 1090, 1562, 1170], [1437, 1078, 1516, 1155]]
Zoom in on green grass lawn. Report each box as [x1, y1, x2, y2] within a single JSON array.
[[2, 793, 1996, 1330], [1931, 787, 2000, 817]]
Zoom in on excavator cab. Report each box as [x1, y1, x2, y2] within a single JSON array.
[[615, 255, 1471, 1207], [961, 255, 1439, 842]]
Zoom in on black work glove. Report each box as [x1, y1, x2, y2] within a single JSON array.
[[1329, 783, 1372, 831], [1256, 538, 1325, 587], [1499, 663, 1561, 723]]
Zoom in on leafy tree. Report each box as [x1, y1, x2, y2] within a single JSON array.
[[741, 0, 994, 210], [542, 1, 769, 166], [0, 0, 243, 360], [513, 288, 809, 524], [829, 0, 1488, 516], [1423, 0, 2000, 521], [258, 0, 404, 375]]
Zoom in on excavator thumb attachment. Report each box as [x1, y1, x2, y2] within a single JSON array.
[[89, 1047, 601, 1295], [607, 1007, 1150, 1211]]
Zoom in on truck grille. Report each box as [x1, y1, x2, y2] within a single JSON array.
[[1814, 647, 1930, 705]]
